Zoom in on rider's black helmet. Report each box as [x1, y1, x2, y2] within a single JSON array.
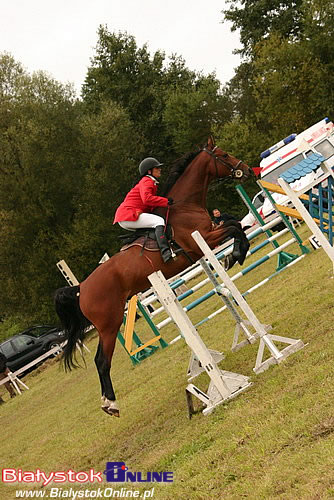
[[138, 157, 164, 176]]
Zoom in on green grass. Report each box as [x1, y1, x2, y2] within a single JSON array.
[[1, 225, 334, 499]]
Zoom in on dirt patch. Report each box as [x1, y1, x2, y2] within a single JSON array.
[[312, 417, 334, 440]]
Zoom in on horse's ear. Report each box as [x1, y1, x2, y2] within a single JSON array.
[[207, 135, 216, 149]]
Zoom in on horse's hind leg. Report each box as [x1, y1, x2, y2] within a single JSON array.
[[93, 303, 126, 417], [94, 338, 119, 417]]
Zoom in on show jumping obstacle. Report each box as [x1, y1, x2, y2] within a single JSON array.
[[190, 231, 305, 374], [147, 230, 304, 416], [276, 154, 334, 264], [148, 269, 252, 417], [143, 211, 308, 340]]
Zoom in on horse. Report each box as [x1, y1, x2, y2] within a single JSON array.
[[54, 136, 253, 417]]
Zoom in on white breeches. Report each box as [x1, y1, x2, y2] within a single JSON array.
[[118, 213, 165, 231]]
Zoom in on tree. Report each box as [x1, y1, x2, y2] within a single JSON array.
[[163, 75, 229, 154], [62, 101, 144, 277], [82, 26, 230, 161], [221, 62, 257, 121], [0, 54, 83, 321], [82, 26, 168, 156], [223, 0, 305, 56], [220, 0, 334, 162], [252, 34, 328, 137], [302, 0, 334, 118]]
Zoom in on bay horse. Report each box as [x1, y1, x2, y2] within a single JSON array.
[[54, 137, 252, 417]]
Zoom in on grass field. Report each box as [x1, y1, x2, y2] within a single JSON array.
[[1, 225, 334, 500]]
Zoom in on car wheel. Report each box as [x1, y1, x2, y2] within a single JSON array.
[[48, 343, 62, 357]]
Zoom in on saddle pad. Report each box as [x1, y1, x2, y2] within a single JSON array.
[[120, 236, 159, 252]]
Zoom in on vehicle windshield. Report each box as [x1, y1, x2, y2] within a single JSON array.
[[262, 154, 305, 184], [23, 326, 56, 337], [314, 139, 334, 159], [253, 192, 265, 209], [0, 342, 15, 358]]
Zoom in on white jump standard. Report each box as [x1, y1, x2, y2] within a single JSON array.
[[148, 270, 252, 417], [199, 257, 266, 353], [191, 231, 305, 374]]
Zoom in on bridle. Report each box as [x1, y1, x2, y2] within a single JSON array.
[[202, 146, 245, 180], [165, 145, 249, 205]]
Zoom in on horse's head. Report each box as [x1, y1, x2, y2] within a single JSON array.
[[203, 136, 253, 181]]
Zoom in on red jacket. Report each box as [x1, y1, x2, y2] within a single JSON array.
[[113, 175, 168, 223]]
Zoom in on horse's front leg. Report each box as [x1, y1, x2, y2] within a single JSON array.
[[205, 224, 237, 249], [206, 223, 250, 269]]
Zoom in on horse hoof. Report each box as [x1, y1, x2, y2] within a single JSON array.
[[237, 255, 246, 266], [101, 397, 120, 417], [102, 406, 120, 418], [224, 255, 236, 271]]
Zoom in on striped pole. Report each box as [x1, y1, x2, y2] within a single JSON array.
[[145, 221, 291, 317], [156, 237, 298, 331], [141, 216, 287, 309]]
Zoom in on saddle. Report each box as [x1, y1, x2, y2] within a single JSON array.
[[119, 225, 194, 263], [119, 225, 173, 249]]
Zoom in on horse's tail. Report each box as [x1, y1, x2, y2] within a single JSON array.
[[54, 285, 89, 371]]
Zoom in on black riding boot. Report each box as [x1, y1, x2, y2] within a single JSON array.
[[224, 237, 250, 270], [232, 238, 249, 266], [155, 225, 173, 263]]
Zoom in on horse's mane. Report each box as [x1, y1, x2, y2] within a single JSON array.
[[162, 150, 201, 195]]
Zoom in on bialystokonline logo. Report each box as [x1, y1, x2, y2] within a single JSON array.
[[104, 462, 173, 483], [2, 463, 173, 486]]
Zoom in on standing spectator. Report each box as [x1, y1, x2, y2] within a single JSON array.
[[212, 208, 238, 226], [0, 352, 16, 402]]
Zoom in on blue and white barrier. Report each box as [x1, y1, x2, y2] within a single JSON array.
[[149, 217, 304, 332]]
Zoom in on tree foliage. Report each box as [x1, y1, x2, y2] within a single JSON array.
[[0, 55, 82, 320], [223, 0, 305, 56], [220, 0, 334, 147], [82, 26, 226, 160], [63, 100, 143, 277], [163, 76, 229, 154]]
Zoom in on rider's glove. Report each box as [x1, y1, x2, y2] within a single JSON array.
[[167, 197, 174, 205]]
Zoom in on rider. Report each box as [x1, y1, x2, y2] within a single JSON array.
[[113, 157, 174, 263]]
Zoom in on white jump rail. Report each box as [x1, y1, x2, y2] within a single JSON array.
[[141, 215, 286, 314], [0, 343, 63, 394], [153, 217, 303, 335]]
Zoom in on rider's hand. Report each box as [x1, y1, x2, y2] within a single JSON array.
[[167, 197, 174, 205]]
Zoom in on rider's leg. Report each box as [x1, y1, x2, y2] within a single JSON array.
[[118, 213, 165, 230], [154, 225, 173, 263]]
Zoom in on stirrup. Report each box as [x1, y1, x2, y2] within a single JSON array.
[[161, 249, 173, 263]]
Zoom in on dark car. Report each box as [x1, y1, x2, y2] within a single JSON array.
[[0, 325, 66, 373]]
